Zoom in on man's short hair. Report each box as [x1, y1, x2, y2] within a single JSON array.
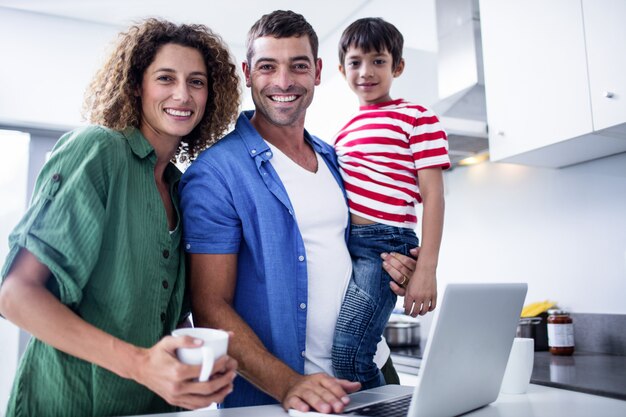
[[338, 17, 404, 70], [246, 10, 319, 63]]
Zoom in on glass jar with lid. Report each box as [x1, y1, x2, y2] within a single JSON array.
[[547, 309, 575, 356]]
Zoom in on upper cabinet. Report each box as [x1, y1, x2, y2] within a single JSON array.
[[479, 0, 626, 168], [583, 0, 626, 132]]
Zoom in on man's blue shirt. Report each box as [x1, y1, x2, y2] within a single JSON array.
[[180, 111, 348, 407]]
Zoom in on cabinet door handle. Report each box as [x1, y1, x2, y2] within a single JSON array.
[[497, 131, 505, 137], [604, 91, 615, 99]]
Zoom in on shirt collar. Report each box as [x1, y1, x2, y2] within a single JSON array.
[[122, 127, 155, 160], [121, 127, 181, 183], [236, 110, 332, 160]]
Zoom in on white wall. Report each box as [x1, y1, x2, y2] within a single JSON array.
[[0, 8, 121, 128], [438, 152, 626, 314], [414, 152, 626, 342]]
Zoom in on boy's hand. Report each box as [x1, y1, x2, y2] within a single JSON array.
[[402, 265, 437, 317]]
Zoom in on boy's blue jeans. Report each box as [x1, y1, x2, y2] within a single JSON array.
[[332, 223, 419, 389]]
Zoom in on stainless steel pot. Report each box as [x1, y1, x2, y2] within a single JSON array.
[[384, 321, 420, 347]]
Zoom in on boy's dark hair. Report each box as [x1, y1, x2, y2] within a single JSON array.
[[338, 17, 404, 70], [246, 10, 319, 63]]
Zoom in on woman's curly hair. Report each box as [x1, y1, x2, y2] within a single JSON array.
[[83, 18, 241, 161]]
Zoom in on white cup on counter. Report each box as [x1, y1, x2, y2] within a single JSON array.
[[500, 337, 534, 394], [172, 328, 229, 382]]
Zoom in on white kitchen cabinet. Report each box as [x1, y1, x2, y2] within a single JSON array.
[[479, 0, 626, 168], [583, 0, 626, 132]]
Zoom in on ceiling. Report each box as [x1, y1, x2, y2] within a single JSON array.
[[0, 0, 438, 51]]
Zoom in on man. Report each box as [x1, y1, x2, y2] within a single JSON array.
[[180, 10, 416, 413]]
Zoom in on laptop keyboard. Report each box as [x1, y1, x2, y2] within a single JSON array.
[[346, 394, 412, 417]]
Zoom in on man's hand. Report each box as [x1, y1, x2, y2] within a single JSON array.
[[282, 373, 361, 414], [382, 247, 419, 297], [382, 248, 438, 317]]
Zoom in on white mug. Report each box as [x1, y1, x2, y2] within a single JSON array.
[[172, 328, 229, 382], [500, 337, 534, 394]]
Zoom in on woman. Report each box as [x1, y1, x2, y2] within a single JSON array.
[[0, 19, 240, 416]]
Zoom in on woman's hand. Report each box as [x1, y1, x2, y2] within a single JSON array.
[[131, 335, 237, 410]]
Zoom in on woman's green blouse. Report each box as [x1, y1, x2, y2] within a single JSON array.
[[1, 126, 189, 417]]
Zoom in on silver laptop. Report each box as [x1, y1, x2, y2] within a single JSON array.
[[291, 283, 527, 417]]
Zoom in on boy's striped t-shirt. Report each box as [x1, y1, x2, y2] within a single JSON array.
[[334, 98, 451, 229]]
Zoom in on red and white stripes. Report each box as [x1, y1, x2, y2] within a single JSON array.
[[334, 99, 450, 228]]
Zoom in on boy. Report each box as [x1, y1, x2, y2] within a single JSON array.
[[332, 17, 451, 389]]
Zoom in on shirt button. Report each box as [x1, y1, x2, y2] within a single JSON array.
[[51, 173, 61, 182], [160, 312, 166, 322], [162, 280, 169, 289], [265, 151, 271, 157], [299, 303, 306, 310], [301, 350, 306, 358], [162, 249, 170, 259], [186, 243, 191, 250], [298, 255, 305, 262], [251, 149, 257, 154]]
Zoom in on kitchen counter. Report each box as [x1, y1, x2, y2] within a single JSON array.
[[531, 351, 626, 401], [391, 342, 626, 402], [129, 384, 626, 416], [129, 346, 626, 416]]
